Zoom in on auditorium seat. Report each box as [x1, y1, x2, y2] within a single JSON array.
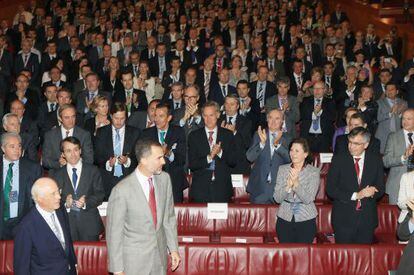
[[75, 242, 108, 275], [0, 241, 405, 274], [249, 244, 310, 275], [310, 244, 371, 275], [317, 204, 334, 243], [370, 244, 404, 275], [174, 204, 214, 243], [266, 205, 278, 242], [0, 240, 13, 274], [374, 205, 399, 243], [187, 244, 248, 274], [216, 204, 267, 243]]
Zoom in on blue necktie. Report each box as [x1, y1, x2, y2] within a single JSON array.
[[72, 168, 78, 194], [312, 99, 321, 131], [114, 129, 123, 177]]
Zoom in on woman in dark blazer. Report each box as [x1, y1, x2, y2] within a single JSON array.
[[83, 95, 111, 137], [273, 138, 320, 243]]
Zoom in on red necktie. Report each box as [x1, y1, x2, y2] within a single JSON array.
[[148, 177, 157, 228], [354, 158, 361, 210], [208, 131, 214, 146]]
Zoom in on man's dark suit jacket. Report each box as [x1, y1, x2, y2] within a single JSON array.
[[397, 213, 414, 275], [326, 151, 385, 235], [334, 134, 381, 155], [248, 81, 276, 108], [112, 89, 148, 112], [14, 53, 40, 82], [148, 55, 172, 78], [49, 163, 105, 241], [218, 114, 253, 175], [5, 88, 41, 119], [188, 127, 237, 202], [141, 125, 188, 202], [127, 111, 149, 130], [300, 96, 336, 139], [94, 125, 141, 199], [42, 126, 94, 170], [13, 206, 77, 275], [0, 50, 13, 97], [208, 82, 237, 106], [76, 90, 112, 122], [0, 158, 42, 239]]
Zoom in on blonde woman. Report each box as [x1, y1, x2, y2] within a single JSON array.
[[83, 95, 111, 137]]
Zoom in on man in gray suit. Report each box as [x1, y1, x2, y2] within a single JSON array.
[[375, 82, 407, 153], [42, 104, 94, 170], [246, 109, 290, 204], [265, 77, 300, 145], [383, 108, 414, 204], [106, 139, 180, 275]]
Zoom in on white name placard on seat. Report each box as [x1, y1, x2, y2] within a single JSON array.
[[320, 153, 333, 164], [207, 203, 228, 219], [98, 202, 108, 217], [231, 174, 244, 188]]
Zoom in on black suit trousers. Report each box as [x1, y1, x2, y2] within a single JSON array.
[[276, 216, 317, 244]]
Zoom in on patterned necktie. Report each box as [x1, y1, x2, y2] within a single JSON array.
[[354, 158, 362, 210], [175, 102, 180, 110], [312, 99, 321, 131], [50, 213, 66, 249], [407, 133, 414, 172], [3, 163, 14, 221], [66, 130, 70, 138], [50, 103, 55, 112], [258, 83, 264, 107], [222, 85, 227, 97], [227, 117, 233, 125], [208, 131, 215, 180], [204, 74, 210, 99], [114, 129, 123, 177], [160, 131, 166, 145], [148, 177, 157, 228]]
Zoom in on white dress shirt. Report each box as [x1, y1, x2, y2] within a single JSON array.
[[351, 151, 366, 201], [135, 168, 155, 201], [61, 127, 74, 138], [36, 204, 65, 243]]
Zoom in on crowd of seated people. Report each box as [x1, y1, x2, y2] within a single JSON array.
[[0, 0, 414, 249]]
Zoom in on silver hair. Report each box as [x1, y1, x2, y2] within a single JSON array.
[[2, 113, 19, 127], [1, 132, 22, 147]]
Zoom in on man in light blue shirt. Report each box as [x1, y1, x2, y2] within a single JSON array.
[[0, 132, 42, 239]]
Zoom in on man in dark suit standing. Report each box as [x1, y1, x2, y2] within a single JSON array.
[[208, 68, 237, 106], [94, 103, 141, 200], [0, 132, 42, 240], [246, 109, 290, 204], [300, 81, 336, 152], [142, 103, 187, 202], [327, 127, 385, 244], [14, 38, 40, 84], [50, 137, 105, 241], [188, 101, 237, 202], [42, 104, 94, 170], [219, 94, 253, 175], [76, 72, 111, 123], [334, 113, 381, 155], [14, 177, 77, 275], [114, 71, 148, 115]]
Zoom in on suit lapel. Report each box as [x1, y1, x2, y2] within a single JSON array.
[[154, 174, 162, 230], [131, 173, 156, 228], [360, 153, 369, 188]]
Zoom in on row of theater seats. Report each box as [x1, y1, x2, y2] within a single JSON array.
[[100, 204, 400, 244], [0, 241, 404, 274]]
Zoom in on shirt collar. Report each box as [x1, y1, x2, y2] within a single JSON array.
[[67, 159, 82, 171], [353, 151, 365, 160]]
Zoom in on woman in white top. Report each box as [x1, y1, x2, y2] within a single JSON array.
[[232, 38, 249, 68], [398, 170, 414, 223], [133, 61, 156, 103]]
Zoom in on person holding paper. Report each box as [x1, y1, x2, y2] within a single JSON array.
[[246, 109, 290, 204], [273, 138, 320, 243], [327, 127, 385, 244], [188, 100, 237, 202], [49, 136, 105, 241], [106, 138, 180, 274]]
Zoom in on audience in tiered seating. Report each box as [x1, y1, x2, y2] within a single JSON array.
[[0, 0, 413, 263]]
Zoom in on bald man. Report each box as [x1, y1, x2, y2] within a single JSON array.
[[14, 177, 77, 275]]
